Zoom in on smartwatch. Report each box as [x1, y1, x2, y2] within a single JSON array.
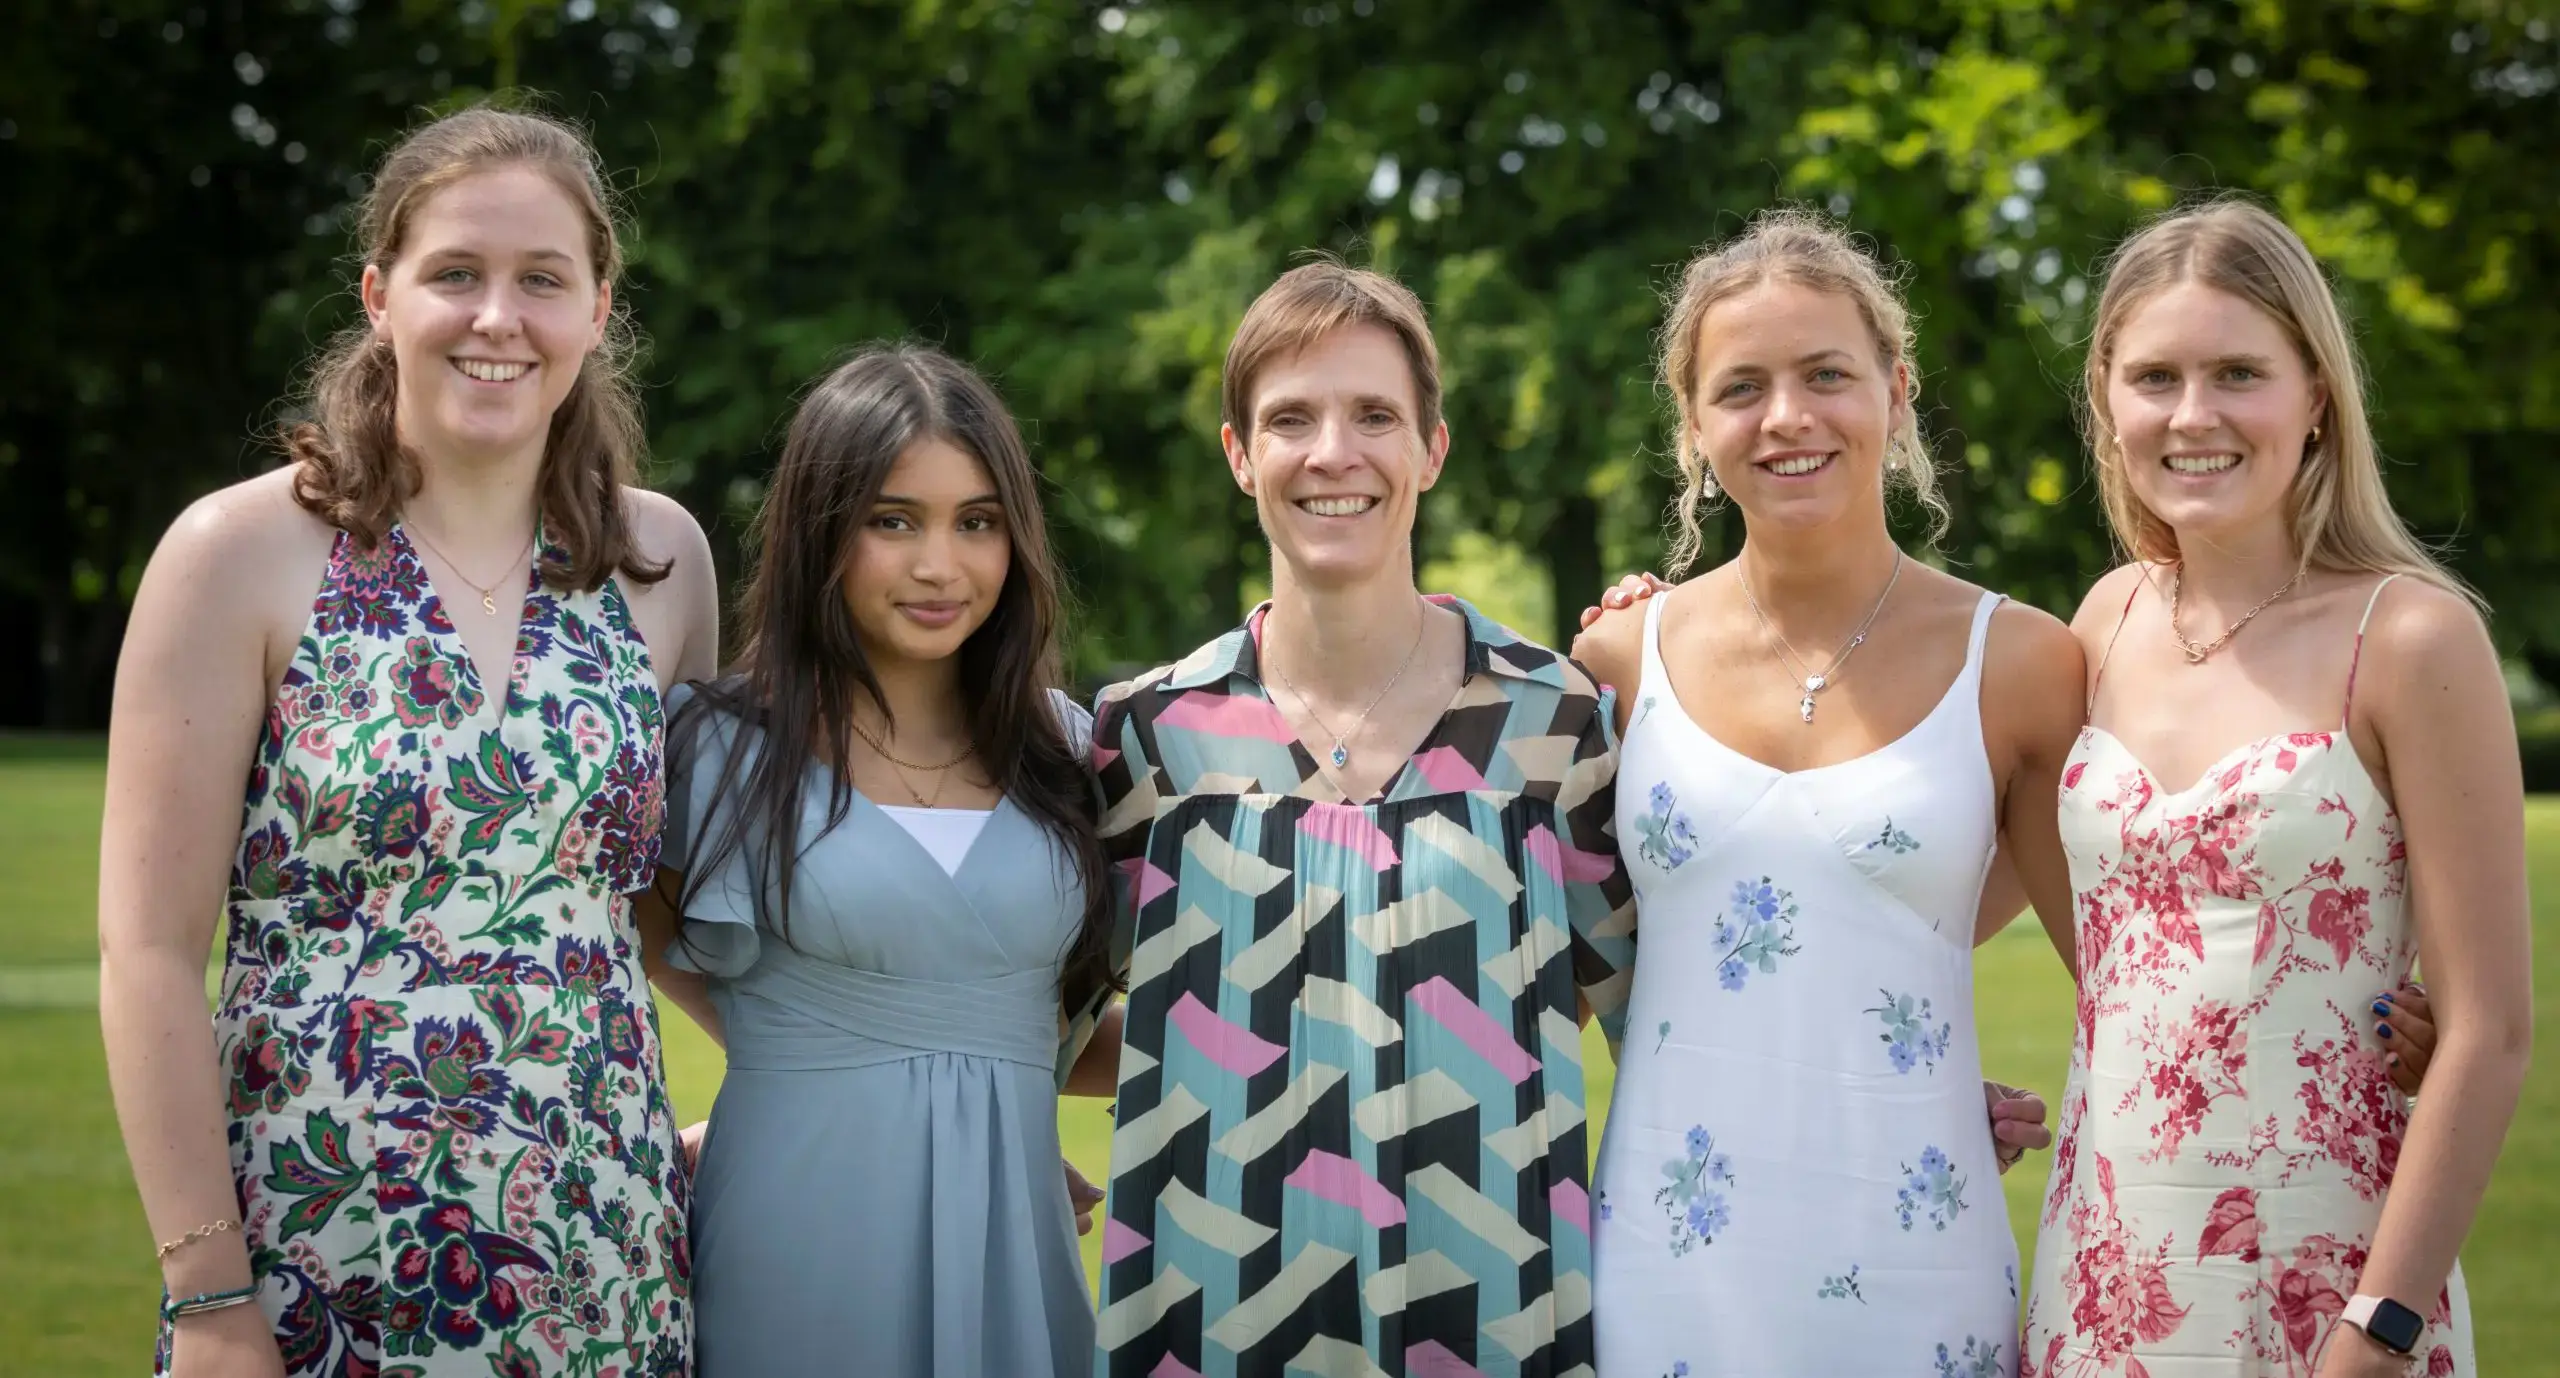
[[2341, 1294, 2423, 1357]]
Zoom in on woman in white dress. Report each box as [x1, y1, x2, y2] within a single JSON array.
[[1574, 209, 2088, 1377]]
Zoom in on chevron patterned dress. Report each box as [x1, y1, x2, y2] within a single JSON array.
[[1087, 597, 1636, 1378]]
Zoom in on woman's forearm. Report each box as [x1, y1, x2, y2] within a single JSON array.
[[646, 964, 725, 1047], [1063, 1002, 1125, 1097], [99, 945, 254, 1296], [2351, 1018, 2531, 1312]]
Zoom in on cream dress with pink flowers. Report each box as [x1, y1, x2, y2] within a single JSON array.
[[2022, 575, 2472, 1378]]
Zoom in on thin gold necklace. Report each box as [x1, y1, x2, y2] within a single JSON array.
[[407, 522, 538, 617], [849, 719, 973, 808], [2167, 562, 2306, 663]]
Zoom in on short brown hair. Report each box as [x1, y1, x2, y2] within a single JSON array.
[[285, 101, 666, 592], [1221, 258, 1443, 442]]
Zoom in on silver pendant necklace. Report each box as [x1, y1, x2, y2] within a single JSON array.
[[1271, 600, 1428, 772], [1738, 550, 1905, 723]]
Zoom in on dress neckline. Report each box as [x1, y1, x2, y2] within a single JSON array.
[[2072, 724, 2393, 816], [1639, 583, 1997, 781]]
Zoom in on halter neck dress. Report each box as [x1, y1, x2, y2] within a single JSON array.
[[1594, 587, 2020, 1378], [184, 525, 687, 1377], [2022, 574, 2474, 1378]]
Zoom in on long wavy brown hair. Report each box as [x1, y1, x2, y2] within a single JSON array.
[[670, 345, 1119, 1015], [284, 101, 666, 592]]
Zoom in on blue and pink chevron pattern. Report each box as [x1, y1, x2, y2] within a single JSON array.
[[1086, 597, 1636, 1378]]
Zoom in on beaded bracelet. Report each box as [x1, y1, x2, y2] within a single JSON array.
[[161, 1285, 259, 1324], [154, 1218, 239, 1261]]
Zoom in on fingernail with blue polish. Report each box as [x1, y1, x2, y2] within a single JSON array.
[[2371, 1000, 2391, 1016], [2376, 1023, 2393, 1039]]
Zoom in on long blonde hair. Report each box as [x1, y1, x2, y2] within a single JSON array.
[[2083, 198, 2477, 607], [1657, 207, 1947, 575]]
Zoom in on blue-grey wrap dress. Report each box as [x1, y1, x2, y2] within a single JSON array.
[[661, 684, 1097, 1377]]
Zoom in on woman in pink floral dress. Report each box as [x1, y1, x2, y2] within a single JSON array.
[[2020, 202, 2531, 1378], [99, 108, 721, 1377]]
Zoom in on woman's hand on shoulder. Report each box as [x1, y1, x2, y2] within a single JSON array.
[[624, 488, 721, 685], [1577, 572, 1670, 632], [1569, 590, 1652, 734]]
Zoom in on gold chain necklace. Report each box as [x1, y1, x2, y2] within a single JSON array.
[[849, 720, 973, 808], [2167, 562, 2306, 664], [1737, 550, 1904, 724], [406, 522, 538, 617]]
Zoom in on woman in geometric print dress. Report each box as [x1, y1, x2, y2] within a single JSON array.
[[2022, 203, 2530, 1378], [100, 106, 719, 1377]]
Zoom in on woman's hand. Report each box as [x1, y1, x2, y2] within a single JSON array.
[[2311, 1322, 2413, 1378], [2373, 983, 2434, 1096], [679, 1120, 708, 1174], [1065, 1160, 1105, 1235], [1578, 573, 1670, 631], [1986, 1081, 2052, 1174], [166, 1301, 288, 1378]]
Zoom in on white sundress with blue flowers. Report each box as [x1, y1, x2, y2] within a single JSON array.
[[1593, 587, 2019, 1378]]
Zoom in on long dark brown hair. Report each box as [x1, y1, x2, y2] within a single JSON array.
[[285, 101, 667, 592], [670, 344, 1119, 1014]]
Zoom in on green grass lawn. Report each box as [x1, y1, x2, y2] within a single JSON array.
[[7, 746, 2553, 1373]]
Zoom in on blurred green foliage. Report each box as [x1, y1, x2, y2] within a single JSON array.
[[3, 0, 2554, 721]]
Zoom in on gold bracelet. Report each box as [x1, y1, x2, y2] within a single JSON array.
[[155, 1219, 240, 1262]]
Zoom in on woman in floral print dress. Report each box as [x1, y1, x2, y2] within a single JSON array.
[[100, 107, 720, 1378], [1573, 211, 2091, 1378], [2020, 205, 2528, 1378]]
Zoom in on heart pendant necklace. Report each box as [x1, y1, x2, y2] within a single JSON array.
[[1738, 550, 1904, 724]]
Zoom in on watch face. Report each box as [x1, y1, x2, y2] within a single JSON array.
[[2368, 1297, 2425, 1355]]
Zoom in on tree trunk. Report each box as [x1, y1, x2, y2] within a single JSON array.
[[1545, 494, 1601, 654]]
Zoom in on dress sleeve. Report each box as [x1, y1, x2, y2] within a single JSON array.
[[659, 683, 765, 979], [1054, 682, 1147, 1089], [1561, 683, 1636, 1053]]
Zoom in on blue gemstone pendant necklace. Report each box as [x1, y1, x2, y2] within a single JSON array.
[[1272, 600, 1429, 775]]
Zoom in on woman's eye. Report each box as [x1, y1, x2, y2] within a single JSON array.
[[525, 273, 564, 290], [2223, 366, 2259, 383], [961, 513, 1001, 533], [1720, 381, 1759, 400], [1811, 368, 1846, 384], [2135, 368, 2173, 387], [873, 514, 913, 531], [435, 268, 476, 285]]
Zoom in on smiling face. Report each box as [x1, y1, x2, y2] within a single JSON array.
[[1222, 322, 1448, 589], [1687, 281, 1904, 532], [2104, 280, 2325, 546], [840, 436, 1012, 670], [362, 164, 609, 469]]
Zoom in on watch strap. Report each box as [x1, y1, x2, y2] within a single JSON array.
[[2342, 1293, 2422, 1356]]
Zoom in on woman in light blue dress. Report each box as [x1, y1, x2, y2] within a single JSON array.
[[637, 345, 1123, 1377]]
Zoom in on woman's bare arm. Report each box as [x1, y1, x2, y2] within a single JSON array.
[[1979, 601, 2087, 968], [98, 482, 325, 1372], [2329, 585, 2531, 1361], [636, 870, 724, 1045]]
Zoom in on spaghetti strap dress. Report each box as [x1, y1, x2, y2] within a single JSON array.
[[2023, 574, 2474, 1378], [1594, 587, 2020, 1378]]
